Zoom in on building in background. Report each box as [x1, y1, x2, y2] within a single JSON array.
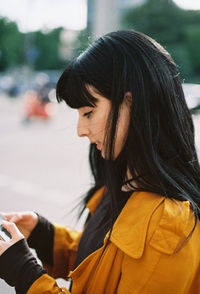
[[59, 29, 79, 60], [87, 0, 119, 38], [87, 0, 146, 38]]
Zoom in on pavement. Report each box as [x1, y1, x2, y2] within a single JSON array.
[[0, 93, 200, 293]]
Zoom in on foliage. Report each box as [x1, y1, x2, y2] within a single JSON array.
[[0, 18, 24, 71], [33, 28, 64, 70], [0, 16, 91, 72], [122, 0, 200, 82], [0, 17, 66, 71], [72, 29, 91, 59]]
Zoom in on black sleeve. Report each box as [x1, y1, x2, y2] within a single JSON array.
[[27, 214, 54, 266], [0, 238, 46, 294]]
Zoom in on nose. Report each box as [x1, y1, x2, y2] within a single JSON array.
[[77, 117, 90, 137]]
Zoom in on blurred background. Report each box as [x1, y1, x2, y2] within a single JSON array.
[[0, 0, 200, 292]]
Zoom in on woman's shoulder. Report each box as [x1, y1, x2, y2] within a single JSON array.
[[148, 195, 197, 255], [110, 191, 198, 258]]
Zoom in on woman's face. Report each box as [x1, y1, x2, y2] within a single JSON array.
[[77, 85, 131, 159]]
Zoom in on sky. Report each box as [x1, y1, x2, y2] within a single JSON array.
[[0, 0, 87, 32], [174, 0, 200, 10], [0, 0, 199, 33]]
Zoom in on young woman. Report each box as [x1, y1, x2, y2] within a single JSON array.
[[0, 30, 200, 294]]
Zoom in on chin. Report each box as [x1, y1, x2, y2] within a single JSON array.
[[100, 150, 118, 161], [99, 145, 121, 160]]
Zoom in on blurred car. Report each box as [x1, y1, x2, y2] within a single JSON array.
[[0, 70, 61, 98]]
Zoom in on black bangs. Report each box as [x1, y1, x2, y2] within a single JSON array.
[[56, 61, 98, 109]]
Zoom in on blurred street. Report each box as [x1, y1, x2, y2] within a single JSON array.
[[0, 93, 200, 293], [0, 94, 91, 293]]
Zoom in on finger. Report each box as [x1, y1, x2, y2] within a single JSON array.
[[9, 214, 22, 223], [1, 213, 22, 223], [0, 212, 15, 221], [0, 212, 7, 220], [1, 221, 23, 240]]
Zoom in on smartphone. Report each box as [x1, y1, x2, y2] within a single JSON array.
[[0, 215, 12, 241]]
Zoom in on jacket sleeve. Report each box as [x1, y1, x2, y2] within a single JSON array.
[[43, 224, 82, 279], [27, 274, 71, 294], [27, 225, 82, 294]]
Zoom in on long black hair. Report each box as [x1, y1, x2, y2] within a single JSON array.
[[56, 30, 200, 239]]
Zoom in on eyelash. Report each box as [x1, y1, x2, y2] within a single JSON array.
[[83, 111, 93, 118]]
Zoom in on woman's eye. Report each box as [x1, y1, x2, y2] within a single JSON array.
[[83, 111, 93, 118]]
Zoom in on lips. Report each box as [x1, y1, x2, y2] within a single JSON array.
[[90, 140, 102, 150]]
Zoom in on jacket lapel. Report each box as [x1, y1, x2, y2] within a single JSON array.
[[110, 191, 165, 258], [86, 187, 165, 259]]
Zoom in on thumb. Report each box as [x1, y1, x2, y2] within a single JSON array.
[[1, 221, 24, 240]]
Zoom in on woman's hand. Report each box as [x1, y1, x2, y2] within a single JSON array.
[[0, 211, 38, 239], [0, 221, 24, 256]]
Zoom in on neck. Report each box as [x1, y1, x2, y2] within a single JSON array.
[[121, 168, 138, 191]]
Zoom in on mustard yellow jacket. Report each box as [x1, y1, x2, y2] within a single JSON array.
[[28, 189, 200, 294]]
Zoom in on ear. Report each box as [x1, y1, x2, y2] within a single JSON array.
[[124, 91, 132, 107]]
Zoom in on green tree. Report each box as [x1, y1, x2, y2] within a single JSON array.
[[0, 17, 92, 72], [0, 17, 24, 71], [185, 25, 200, 76], [122, 0, 200, 82], [72, 29, 91, 58], [33, 28, 64, 70]]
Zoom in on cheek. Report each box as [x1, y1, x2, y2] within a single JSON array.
[[92, 112, 109, 136]]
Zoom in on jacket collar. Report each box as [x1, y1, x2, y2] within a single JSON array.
[[110, 191, 165, 258], [86, 188, 165, 259]]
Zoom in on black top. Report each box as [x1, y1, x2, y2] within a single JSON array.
[[0, 189, 133, 293], [74, 190, 133, 268]]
